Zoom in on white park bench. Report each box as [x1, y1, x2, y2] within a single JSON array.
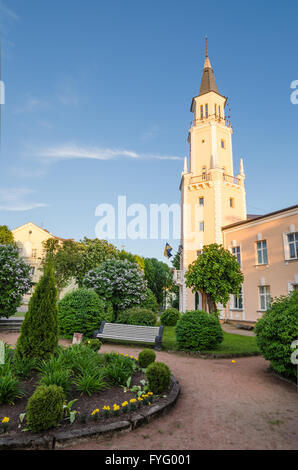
[[94, 322, 164, 351]]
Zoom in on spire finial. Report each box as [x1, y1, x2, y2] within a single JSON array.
[[205, 35, 208, 57]]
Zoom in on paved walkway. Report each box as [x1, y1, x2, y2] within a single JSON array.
[[221, 323, 255, 336], [1, 333, 297, 450]]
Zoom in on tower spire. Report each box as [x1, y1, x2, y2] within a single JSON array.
[[199, 37, 218, 96]]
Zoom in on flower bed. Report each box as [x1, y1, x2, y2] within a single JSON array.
[[0, 344, 178, 447]]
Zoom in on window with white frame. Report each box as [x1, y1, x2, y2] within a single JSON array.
[[288, 232, 298, 259], [233, 286, 243, 309], [199, 221, 204, 232], [256, 240, 268, 265], [232, 246, 241, 266], [259, 286, 271, 311]]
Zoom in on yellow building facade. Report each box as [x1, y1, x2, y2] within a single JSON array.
[[12, 222, 75, 308], [176, 44, 298, 323]]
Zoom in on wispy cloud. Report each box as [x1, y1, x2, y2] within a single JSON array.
[[0, 188, 48, 211], [141, 125, 159, 143], [0, 0, 19, 22], [35, 143, 182, 162], [13, 95, 51, 115]]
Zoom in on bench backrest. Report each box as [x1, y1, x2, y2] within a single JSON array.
[[99, 322, 160, 342]]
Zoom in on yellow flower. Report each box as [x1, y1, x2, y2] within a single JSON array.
[[137, 397, 143, 401], [148, 392, 153, 396], [91, 409, 99, 416], [130, 398, 137, 403], [232, 360, 236, 364], [113, 405, 120, 411], [122, 401, 128, 407], [2, 417, 9, 424], [103, 406, 110, 411]]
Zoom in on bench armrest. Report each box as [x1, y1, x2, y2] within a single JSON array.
[[155, 326, 164, 351], [93, 321, 106, 338]]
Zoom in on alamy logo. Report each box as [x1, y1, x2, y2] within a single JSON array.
[[290, 81, 298, 104], [0, 80, 5, 105]]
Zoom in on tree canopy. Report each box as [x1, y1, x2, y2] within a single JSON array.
[[185, 243, 244, 315], [144, 258, 173, 306], [0, 225, 14, 245]]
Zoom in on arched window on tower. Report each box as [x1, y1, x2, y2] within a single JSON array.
[[218, 106, 221, 119], [214, 104, 217, 117], [205, 104, 208, 118], [200, 105, 203, 119]]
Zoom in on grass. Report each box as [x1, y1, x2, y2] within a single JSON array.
[[162, 327, 260, 356]]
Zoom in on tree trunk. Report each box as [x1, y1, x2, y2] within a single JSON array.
[[206, 295, 217, 316]]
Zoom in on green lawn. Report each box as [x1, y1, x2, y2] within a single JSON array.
[[162, 326, 260, 356]]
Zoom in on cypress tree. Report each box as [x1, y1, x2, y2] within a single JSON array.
[[15, 264, 58, 361]]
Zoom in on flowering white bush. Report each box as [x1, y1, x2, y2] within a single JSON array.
[[0, 244, 32, 318], [83, 259, 147, 319]]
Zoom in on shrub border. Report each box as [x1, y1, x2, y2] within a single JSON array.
[[0, 375, 180, 450]]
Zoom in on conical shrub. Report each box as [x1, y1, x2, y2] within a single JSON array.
[[15, 264, 58, 361]]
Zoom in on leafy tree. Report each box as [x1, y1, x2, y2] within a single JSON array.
[[118, 249, 145, 271], [185, 243, 243, 315], [15, 264, 58, 361], [42, 237, 119, 290], [0, 226, 14, 245], [0, 244, 32, 318], [75, 238, 119, 285], [144, 258, 172, 306], [83, 259, 147, 320], [41, 239, 81, 293], [139, 288, 159, 312]]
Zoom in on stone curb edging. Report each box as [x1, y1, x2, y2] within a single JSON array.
[[0, 376, 180, 450], [166, 350, 261, 359]]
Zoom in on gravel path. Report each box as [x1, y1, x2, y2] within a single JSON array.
[[1, 333, 297, 450]]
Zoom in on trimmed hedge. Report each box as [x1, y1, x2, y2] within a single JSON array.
[[117, 307, 157, 327], [160, 308, 180, 326], [176, 310, 223, 351], [26, 385, 65, 432], [57, 288, 113, 338], [146, 362, 171, 394], [255, 291, 298, 380], [138, 349, 156, 368]]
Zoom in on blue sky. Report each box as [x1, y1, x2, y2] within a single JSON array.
[[0, 0, 297, 261]]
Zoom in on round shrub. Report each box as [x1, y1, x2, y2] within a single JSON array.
[[176, 310, 223, 351], [117, 310, 131, 325], [255, 291, 298, 380], [26, 385, 65, 432], [160, 308, 180, 326], [138, 349, 156, 368], [146, 362, 171, 394], [127, 307, 157, 326], [58, 288, 112, 338]]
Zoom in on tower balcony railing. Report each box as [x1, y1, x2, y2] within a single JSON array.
[[190, 174, 211, 184], [190, 114, 232, 128], [223, 174, 240, 185]]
